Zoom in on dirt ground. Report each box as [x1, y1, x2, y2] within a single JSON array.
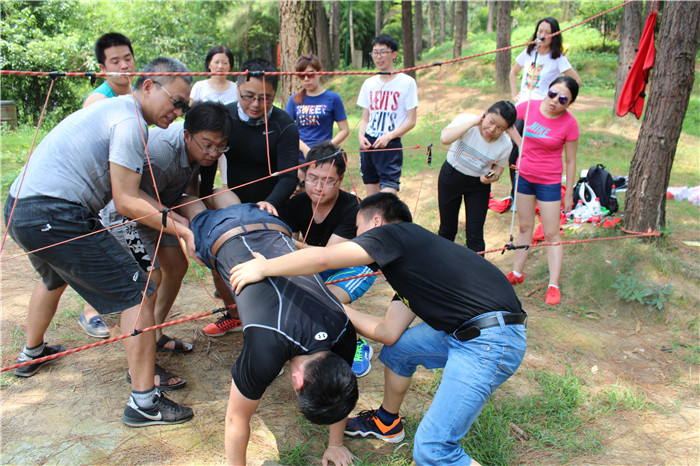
[[2, 84, 698, 464]]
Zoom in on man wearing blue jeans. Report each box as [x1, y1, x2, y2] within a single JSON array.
[[229, 193, 527, 466]]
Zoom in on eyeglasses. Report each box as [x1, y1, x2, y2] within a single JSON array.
[[239, 93, 274, 104], [155, 82, 190, 113], [547, 89, 569, 106], [369, 50, 393, 58], [192, 135, 229, 154], [304, 176, 340, 189], [298, 73, 316, 80]]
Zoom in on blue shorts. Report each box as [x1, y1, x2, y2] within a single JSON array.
[[4, 195, 156, 314], [319, 266, 376, 303], [516, 175, 562, 202], [360, 135, 403, 190]]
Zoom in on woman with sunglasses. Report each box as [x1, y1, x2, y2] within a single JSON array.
[[508, 76, 579, 306], [438, 101, 518, 253], [286, 54, 349, 162]]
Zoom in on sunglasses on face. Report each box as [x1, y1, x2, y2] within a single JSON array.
[[547, 89, 569, 106], [155, 82, 190, 113], [298, 73, 316, 80]]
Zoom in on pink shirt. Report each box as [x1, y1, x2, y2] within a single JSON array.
[[516, 100, 579, 184]]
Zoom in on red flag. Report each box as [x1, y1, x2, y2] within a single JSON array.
[[616, 12, 657, 118]]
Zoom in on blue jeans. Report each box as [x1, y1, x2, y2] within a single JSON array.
[[379, 312, 527, 466]]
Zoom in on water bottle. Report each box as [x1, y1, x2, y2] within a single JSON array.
[[610, 184, 617, 201], [573, 200, 584, 228], [589, 197, 602, 224]]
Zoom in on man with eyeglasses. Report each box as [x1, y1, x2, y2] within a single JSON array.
[[5, 57, 198, 426], [101, 101, 233, 359], [280, 141, 377, 378], [358, 34, 418, 196], [199, 57, 299, 338]]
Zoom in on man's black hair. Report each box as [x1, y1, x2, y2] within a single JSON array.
[[305, 141, 347, 177], [237, 58, 279, 92], [359, 193, 413, 224], [134, 57, 192, 90], [95, 32, 133, 65], [184, 101, 234, 138], [371, 34, 398, 52], [297, 352, 358, 425]]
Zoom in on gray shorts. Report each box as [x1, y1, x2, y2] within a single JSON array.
[[4, 195, 156, 314]]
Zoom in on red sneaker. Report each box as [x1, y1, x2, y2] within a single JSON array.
[[202, 313, 243, 337], [545, 286, 561, 305], [506, 272, 525, 285]]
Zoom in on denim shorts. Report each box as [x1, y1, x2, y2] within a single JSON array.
[[359, 135, 403, 190], [516, 174, 562, 202], [319, 266, 377, 302], [4, 195, 156, 314], [379, 312, 526, 465]]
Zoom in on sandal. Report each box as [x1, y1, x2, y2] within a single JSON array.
[[126, 363, 187, 391], [156, 334, 193, 353]]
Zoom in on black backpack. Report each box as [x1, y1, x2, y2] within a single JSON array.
[[573, 164, 619, 213]]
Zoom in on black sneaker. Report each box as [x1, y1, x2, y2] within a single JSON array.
[[121, 390, 194, 427], [14, 344, 66, 378]]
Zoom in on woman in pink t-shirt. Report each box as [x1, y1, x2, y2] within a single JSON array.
[[508, 76, 579, 306]]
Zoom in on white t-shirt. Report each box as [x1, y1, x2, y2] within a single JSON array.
[[357, 73, 418, 138], [515, 49, 573, 100], [445, 114, 513, 177], [190, 79, 238, 104], [9, 95, 148, 213]]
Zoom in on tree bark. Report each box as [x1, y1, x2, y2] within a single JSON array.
[[375, 0, 383, 36], [626, 1, 699, 233], [402, 1, 416, 78], [487, 0, 495, 33], [453, 1, 465, 58], [279, 0, 316, 105], [415, 0, 424, 60], [613, 0, 643, 115], [495, 0, 512, 93], [315, 1, 332, 70], [330, 0, 340, 68], [439, 0, 446, 43], [450, 0, 456, 39]]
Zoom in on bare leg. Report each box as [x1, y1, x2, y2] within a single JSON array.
[[26, 281, 67, 347], [538, 200, 564, 287], [327, 284, 351, 304], [382, 366, 412, 414], [379, 186, 398, 195], [81, 303, 100, 321], [120, 294, 156, 391], [153, 247, 186, 342], [512, 193, 537, 274], [365, 183, 380, 196]]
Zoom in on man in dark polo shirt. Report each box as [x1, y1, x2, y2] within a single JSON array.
[[175, 190, 357, 466], [229, 192, 527, 466]]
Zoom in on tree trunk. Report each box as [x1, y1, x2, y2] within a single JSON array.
[[487, 0, 495, 33], [427, 0, 435, 49], [279, 0, 316, 105], [453, 1, 465, 58], [330, 0, 340, 68], [402, 1, 416, 78], [375, 0, 383, 36], [450, 1, 456, 39], [613, 0, 643, 115], [439, 0, 446, 43], [495, 0, 512, 93], [316, 1, 332, 70], [349, 5, 355, 66], [626, 1, 699, 233], [415, 0, 424, 60]]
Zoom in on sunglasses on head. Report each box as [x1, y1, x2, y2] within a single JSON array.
[[547, 89, 569, 106]]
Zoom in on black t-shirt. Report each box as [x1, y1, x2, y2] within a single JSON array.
[[352, 222, 523, 332], [213, 227, 356, 401], [199, 103, 299, 209], [280, 190, 359, 246]]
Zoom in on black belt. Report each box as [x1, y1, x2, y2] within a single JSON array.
[[451, 312, 527, 342], [210, 222, 291, 256]]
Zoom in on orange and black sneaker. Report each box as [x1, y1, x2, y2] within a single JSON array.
[[344, 409, 405, 443]]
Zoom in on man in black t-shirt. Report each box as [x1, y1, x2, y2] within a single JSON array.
[[175, 190, 357, 466], [230, 193, 527, 466]]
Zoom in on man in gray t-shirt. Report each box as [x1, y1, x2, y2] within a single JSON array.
[[103, 102, 233, 353], [4, 57, 198, 427]]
